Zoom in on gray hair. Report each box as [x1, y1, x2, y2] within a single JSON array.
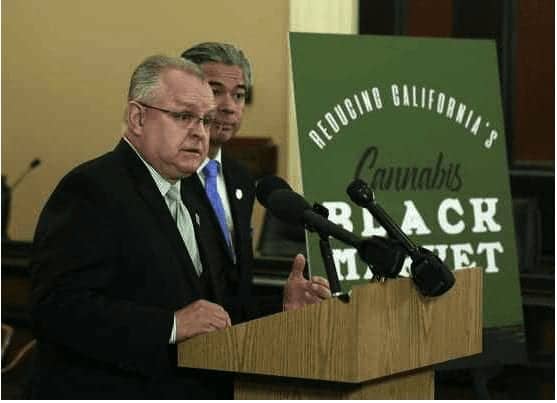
[[127, 54, 205, 103], [181, 42, 253, 93]]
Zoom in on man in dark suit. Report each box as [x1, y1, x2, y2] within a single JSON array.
[[181, 43, 329, 322], [30, 55, 236, 399]]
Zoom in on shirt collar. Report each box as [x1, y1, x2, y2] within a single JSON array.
[[122, 136, 177, 197], [197, 147, 222, 175]]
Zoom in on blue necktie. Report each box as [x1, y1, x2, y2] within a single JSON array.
[[203, 160, 233, 252]]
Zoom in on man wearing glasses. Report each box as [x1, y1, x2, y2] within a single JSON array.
[[31, 55, 235, 399], [180, 43, 331, 324]]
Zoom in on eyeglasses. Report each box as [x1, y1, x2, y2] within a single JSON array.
[[136, 101, 215, 129]]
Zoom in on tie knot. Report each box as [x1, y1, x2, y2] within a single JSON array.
[[166, 184, 181, 202], [203, 160, 220, 179]]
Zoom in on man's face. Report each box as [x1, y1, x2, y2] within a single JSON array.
[[200, 62, 246, 148], [135, 69, 215, 180]]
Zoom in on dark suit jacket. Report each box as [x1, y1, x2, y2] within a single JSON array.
[[182, 154, 267, 323], [29, 140, 232, 399]]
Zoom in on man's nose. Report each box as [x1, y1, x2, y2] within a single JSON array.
[[188, 118, 208, 138], [219, 93, 238, 114]]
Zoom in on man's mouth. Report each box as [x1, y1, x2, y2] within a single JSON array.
[[214, 121, 235, 131], [181, 147, 202, 156]]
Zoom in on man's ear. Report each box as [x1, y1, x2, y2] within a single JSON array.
[[128, 102, 144, 133]]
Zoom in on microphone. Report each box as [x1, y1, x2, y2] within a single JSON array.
[[346, 179, 455, 296], [267, 189, 362, 247], [255, 175, 292, 208], [347, 179, 419, 259], [266, 188, 406, 275], [12, 158, 41, 190]]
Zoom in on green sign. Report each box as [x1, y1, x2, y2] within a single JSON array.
[[290, 32, 522, 329]]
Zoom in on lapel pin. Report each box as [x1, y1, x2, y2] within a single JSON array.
[[195, 213, 200, 226], [235, 189, 243, 200]]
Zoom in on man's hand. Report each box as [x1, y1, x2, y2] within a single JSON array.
[[175, 299, 231, 342], [283, 254, 331, 311]]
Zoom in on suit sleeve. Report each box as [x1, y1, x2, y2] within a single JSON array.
[[31, 170, 174, 377]]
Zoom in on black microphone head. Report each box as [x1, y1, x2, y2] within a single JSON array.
[[267, 189, 310, 225], [358, 237, 406, 278], [255, 175, 292, 207], [411, 248, 455, 297], [30, 158, 41, 169], [346, 179, 374, 206]]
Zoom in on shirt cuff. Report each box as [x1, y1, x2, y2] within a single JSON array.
[[169, 314, 177, 344]]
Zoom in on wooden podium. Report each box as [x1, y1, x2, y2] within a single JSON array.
[[178, 268, 482, 399]]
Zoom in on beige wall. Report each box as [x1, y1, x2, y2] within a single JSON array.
[[2, 0, 290, 240]]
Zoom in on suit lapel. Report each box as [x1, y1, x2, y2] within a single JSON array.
[[114, 140, 203, 294]]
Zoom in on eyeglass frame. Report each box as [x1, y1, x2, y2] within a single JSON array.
[[135, 101, 215, 129]]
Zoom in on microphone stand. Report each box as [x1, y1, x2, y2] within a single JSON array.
[[1, 175, 11, 240], [311, 204, 350, 302], [2, 158, 41, 241]]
